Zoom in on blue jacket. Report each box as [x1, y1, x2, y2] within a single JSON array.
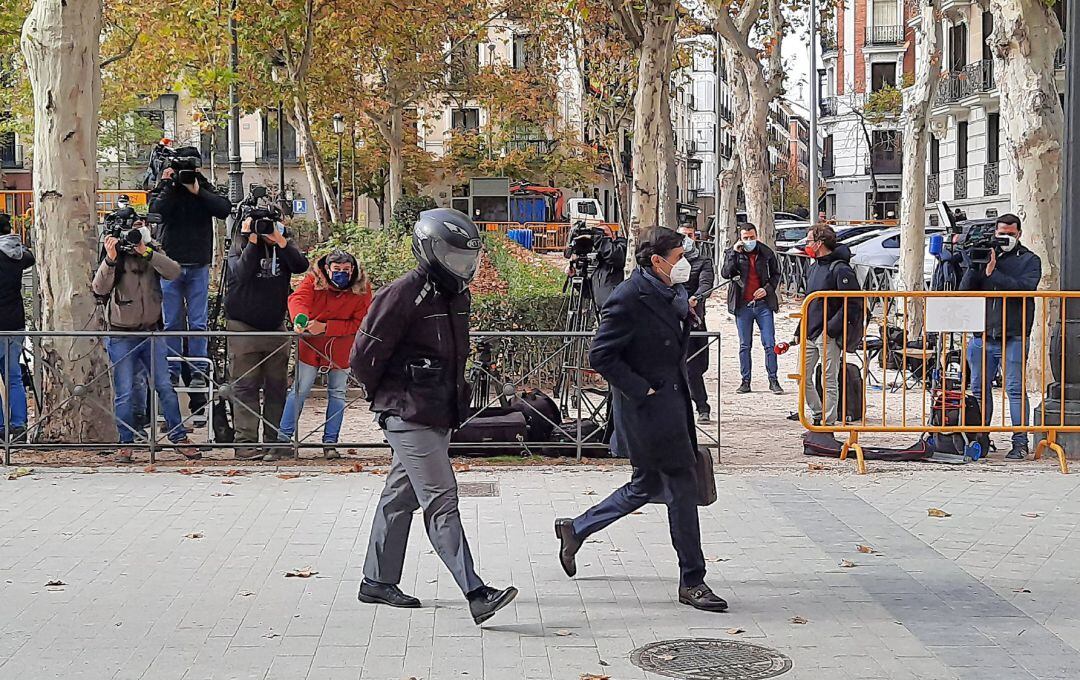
[[960, 244, 1041, 339], [589, 268, 697, 470]]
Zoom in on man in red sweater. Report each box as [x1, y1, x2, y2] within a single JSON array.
[[276, 250, 372, 459]]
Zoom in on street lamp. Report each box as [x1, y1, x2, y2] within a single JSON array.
[[333, 113, 345, 221], [808, 0, 820, 223], [269, 51, 288, 214]]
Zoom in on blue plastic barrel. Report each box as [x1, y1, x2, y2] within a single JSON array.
[[507, 228, 534, 251]]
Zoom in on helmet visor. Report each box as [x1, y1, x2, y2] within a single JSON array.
[[432, 240, 481, 282]]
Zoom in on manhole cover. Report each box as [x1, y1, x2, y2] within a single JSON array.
[[630, 638, 792, 680], [458, 481, 499, 497]]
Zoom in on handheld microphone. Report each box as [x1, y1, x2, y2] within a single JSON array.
[[294, 313, 309, 329]]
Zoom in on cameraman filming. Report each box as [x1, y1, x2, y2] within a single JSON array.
[[224, 212, 309, 460], [91, 216, 199, 463], [149, 158, 231, 388], [564, 224, 626, 309], [959, 213, 1042, 460]]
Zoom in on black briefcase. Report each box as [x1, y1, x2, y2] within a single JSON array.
[[695, 447, 717, 506]]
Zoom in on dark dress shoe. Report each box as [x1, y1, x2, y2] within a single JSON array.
[[554, 518, 583, 577], [736, 381, 751, 394], [679, 583, 729, 612], [357, 579, 421, 608], [468, 585, 519, 625]]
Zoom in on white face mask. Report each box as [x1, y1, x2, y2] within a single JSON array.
[[660, 255, 691, 285], [138, 226, 152, 245]]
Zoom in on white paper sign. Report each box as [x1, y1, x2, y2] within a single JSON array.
[[925, 297, 986, 333]]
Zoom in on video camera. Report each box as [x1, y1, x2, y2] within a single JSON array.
[[235, 184, 285, 237], [938, 201, 1003, 265], [103, 201, 162, 255], [566, 221, 604, 259], [142, 139, 204, 189]]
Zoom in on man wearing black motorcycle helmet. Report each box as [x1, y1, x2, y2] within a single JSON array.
[[351, 208, 518, 626]]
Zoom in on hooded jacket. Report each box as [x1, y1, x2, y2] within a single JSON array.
[[92, 245, 182, 331], [960, 242, 1042, 339], [0, 234, 33, 332], [289, 253, 373, 369], [350, 268, 471, 430], [803, 243, 862, 342]]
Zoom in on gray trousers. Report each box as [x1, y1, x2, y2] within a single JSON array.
[[804, 334, 842, 426], [363, 417, 484, 595]]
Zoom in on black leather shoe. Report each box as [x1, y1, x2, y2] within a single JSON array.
[[679, 583, 729, 612], [468, 585, 519, 625], [736, 381, 751, 394], [554, 518, 583, 578], [1006, 443, 1029, 460], [769, 379, 785, 395], [358, 579, 421, 608]]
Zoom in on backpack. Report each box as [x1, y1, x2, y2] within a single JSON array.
[[814, 361, 865, 424], [929, 389, 991, 460], [509, 388, 561, 441], [828, 260, 867, 352]]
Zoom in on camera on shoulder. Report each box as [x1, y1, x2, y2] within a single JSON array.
[[236, 184, 286, 237]]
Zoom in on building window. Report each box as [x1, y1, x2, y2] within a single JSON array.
[[871, 62, 897, 92], [450, 40, 478, 86], [870, 130, 902, 174], [261, 108, 298, 162], [957, 121, 968, 169], [867, 191, 901, 220], [949, 23, 968, 71], [872, 0, 899, 26], [982, 11, 994, 62], [930, 135, 939, 174], [987, 113, 999, 164], [199, 126, 229, 164], [512, 34, 537, 70], [451, 108, 480, 131]]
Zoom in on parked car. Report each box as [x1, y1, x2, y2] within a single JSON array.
[[787, 224, 887, 254], [774, 223, 812, 250], [706, 211, 807, 237], [848, 227, 946, 284]]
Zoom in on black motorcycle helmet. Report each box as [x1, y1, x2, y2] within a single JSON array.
[[412, 208, 483, 294]]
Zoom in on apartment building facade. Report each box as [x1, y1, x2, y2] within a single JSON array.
[[923, 1, 1066, 224], [820, 0, 915, 220]]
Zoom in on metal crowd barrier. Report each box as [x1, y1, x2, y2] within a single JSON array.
[[0, 328, 721, 466], [476, 222, 622, 253], [792, 290, 1074, 475]]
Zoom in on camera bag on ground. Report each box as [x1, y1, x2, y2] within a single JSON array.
[[546, 418, 612, 457], [802, 431, 932, 461], [450, 410, 529, 457], [814, 362, 865, 423], [927, 389, 991, 460], [509, 388, 561, 441]]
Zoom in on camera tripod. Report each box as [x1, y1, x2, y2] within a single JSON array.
[[553, 255, 609, 430]]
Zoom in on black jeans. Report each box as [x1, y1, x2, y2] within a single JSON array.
[[571, 467, 707, 588]]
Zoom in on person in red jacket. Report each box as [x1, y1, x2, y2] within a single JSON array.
[[276, 250, 372, 459]]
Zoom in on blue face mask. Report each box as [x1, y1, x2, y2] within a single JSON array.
[[330, 270, 351, 289], [742, 238, 758, 252]]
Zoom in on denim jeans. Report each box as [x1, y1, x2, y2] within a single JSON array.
[[968, 337, 1029, 447], [734, 302, 778, 382], [279, 362, 349, 444], [161, 265, 211, 379], [106, 337, 186, 444], [0, 335, 27, 431]]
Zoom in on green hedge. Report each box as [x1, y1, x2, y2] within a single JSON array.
[[314, 224, 566, 330]]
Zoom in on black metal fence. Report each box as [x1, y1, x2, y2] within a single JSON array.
[[0, 329, 722, 466]]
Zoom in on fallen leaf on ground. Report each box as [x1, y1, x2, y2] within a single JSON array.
[[184, 533, 204, 539], [610, 547, 623, 553], [598, 660, 610, 667], [453, 463, 471, 472], [1021, 512, 1041, 518], [277, 473, 300, 480], [370, 469, 388, 475], [583, 490, 597, 495], [840, 560, 856, 568], [791, 616, 808, 625], [928, 508, 951, 518], [7, 467, 31, 480], [221, 480, 238, 485], [807, 462, 825, 471], [44, 580, 65, 587], [856, 544, 876, 554], [224, 469, 247, 477], [726, 627, 745, 635], [178, 468, 201, 475], [82, 468, 97, 474], [334, 463, 364, 474], [263, 632, 280, 639], [284, 569, 317, 578], [554, 630, 573, 637], [580, 674, 610, 680], [238, 591, 255, 597], [706, 556, 730, 563], [143, 465, 156, 473], [211, 492, 234, 497], [630, 511, 644, 515], [1013, 588, 1032, 593]]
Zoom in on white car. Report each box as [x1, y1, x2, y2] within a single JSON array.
[[848, 228, 946, 284]]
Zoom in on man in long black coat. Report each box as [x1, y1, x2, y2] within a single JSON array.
[[554, 228, 729, 613]]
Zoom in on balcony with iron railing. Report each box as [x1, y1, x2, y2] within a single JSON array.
[[954, 167, 968, 199], [864, 25, 905, 47], [820, 30, 838, 54], [928, 172, 940, 203], [820, 96, 840, 118], [984, 162, 999, 196], [936, 60, 995, 105], [505, 138, 554, 155]]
